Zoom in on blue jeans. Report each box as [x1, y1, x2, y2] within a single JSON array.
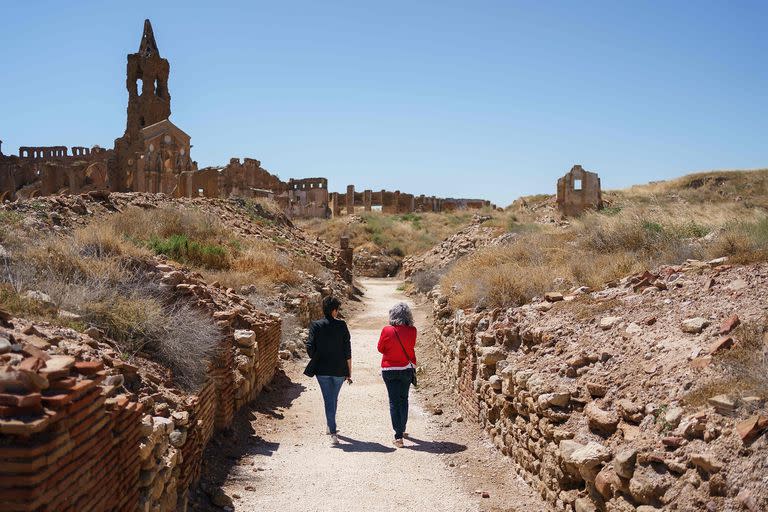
[[382, 370, 412, 439], [316, 375, 345, 434]]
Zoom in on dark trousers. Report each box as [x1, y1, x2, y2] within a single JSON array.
[[382, 369, 412, 439]]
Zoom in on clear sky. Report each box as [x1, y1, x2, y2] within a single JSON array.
[[1, 1, 766, 205]]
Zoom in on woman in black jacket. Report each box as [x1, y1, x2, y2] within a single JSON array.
[[304, 296, 351, 445]]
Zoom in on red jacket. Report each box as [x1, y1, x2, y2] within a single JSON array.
[[377, 325, 417, 368]]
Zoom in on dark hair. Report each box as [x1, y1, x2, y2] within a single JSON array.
[[322, 296, 341, 318]]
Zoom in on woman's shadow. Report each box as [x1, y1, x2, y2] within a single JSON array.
[[332, 435, 467, 454], [402, 435, 467, 454], [333, 435, 396, 453]]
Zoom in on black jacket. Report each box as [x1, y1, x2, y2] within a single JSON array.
[[305, 316, 351, 377]]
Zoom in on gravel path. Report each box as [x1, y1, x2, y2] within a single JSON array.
[[213, 278, 547, 512]]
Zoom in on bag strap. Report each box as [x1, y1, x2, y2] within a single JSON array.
[[392, 327, 415, 367]]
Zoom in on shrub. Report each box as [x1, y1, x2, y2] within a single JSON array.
[[148, 234, 230, 269], [155, 302, 221, 390], [708, 218, 768, 263]]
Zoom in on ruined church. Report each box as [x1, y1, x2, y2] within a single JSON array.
[[1, 20, 493, 217], [0, 20, 329, 218]]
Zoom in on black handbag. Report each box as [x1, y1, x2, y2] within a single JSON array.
[[303, 355, 318, 377], [392, 328, 417, 387]]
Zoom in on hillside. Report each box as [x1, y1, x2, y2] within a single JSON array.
[[405, 169, 768, 512], [405, 169, 768, 307], [297, 211, 479, 277]]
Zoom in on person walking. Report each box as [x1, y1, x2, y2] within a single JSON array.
[[377, 302, 417, 448], [304, 296, 352, 445]]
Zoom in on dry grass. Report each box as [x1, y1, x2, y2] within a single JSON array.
[[88, 206, 329, 293], [683, 318, 768, 407], [1, 227, 221, 390], [620, 169, 768, 208], [556, 296, 623, 322], [298, 211, 476, 258], [442, 170, 768, 309]]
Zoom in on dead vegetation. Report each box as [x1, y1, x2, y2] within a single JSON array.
[[442, 170, 768, 309], [683, 318, 768, 408], [298, 211, 477, 258]]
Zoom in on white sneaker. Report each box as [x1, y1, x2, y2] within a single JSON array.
[[330, 434, 340, 445], [393, 438, 404, 448]]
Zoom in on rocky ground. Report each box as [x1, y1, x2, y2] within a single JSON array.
[[429, 257, 768, 511]]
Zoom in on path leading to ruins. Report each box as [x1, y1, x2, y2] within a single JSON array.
[[205, 278, 547, 512]]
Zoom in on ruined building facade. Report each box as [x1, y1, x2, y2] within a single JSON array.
[[556, 164, 603, 216]]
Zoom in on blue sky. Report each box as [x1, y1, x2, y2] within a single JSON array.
[[1, 1, 766, 205]]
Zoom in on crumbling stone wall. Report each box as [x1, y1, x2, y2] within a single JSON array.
[[0, 264, 282, 512], [429, 259, 768, 512], [557, 165, 603, 216], [332, 186, 491, 216], [0, 146, 113, 200]]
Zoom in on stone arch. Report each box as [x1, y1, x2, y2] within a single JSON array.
[[0, 190, 9, 202], [29, 189, 41, 198], [84, 162, 108, 188]]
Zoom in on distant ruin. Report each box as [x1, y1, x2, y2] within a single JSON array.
[[330, 187, 494, 217], [556, 164, 603, 216], [0, 20, 492, 218]]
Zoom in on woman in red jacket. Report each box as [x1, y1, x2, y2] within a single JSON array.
[[377, 302, 417, 448]]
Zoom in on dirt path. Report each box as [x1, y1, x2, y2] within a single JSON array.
[[201, 278, 547, 512]]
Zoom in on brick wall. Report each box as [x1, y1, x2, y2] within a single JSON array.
[[0, 300, 283, 511]]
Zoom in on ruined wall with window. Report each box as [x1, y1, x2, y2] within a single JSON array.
[[287, 178, 329, 218], [556, 164, 603, 216]]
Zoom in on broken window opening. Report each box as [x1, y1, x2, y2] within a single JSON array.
[[574, 179, 582, 191]]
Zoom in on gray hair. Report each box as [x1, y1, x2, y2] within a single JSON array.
[[389, 302, 414, 326]]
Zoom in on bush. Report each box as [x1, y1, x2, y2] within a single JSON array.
[[0, 221, 222, 391], [149, 234, 229, 269], [709, 218, 768, 263]]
